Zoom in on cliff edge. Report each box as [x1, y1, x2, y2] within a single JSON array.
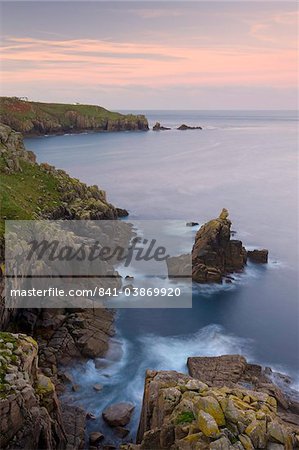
[[0, 97, 149, 135]]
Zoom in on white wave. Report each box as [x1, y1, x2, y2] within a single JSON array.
[[137, 324, 254, 374]]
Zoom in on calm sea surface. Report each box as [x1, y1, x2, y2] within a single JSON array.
[[25, 110, 299, 440]]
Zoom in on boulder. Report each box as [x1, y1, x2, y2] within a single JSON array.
[[89, 431, 104, 445], [247, 249, 268, 263], [197, 410, 220, 438], [102, 402, 135, 427]]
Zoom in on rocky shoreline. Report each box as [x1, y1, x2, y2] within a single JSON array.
[[126, 356, 299, 450], [1, 119, 298, 450]]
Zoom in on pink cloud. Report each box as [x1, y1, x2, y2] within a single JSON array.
[[1, 35, 297, 90]]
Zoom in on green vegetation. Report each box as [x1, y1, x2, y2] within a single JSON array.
[[0, 156, 61, 236], [0, 332, 18, 389], [0, 96, 122, 121], [0, 96, 148, 134], [175, 411, 196, 424]]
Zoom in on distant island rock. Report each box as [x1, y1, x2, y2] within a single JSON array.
[[177, 123, 202, 130], [0, 96, 149, 136], [153, 122, 171, 131]]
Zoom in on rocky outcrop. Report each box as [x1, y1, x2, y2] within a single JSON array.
[[0, 97, 149, 135], [0, 332, 67, 449], [167, 209, 269, 283], [247, 250, 268, 264], [192, 209, 247, 283], [15, 307, 115, 388], [177, 124, 202, 130], [153, 122, 171, 131], [0, 123, 36, 173], [191, 209, 269, 283], [129, 363, 299, 450], [187, 355, 299, 420]]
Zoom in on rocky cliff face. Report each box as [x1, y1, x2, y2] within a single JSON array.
[[0, 97, 149, 135], [0, 332, 67, 449], [125, 356, 299, 450]]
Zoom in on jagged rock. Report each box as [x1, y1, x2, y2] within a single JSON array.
[[153, 122, 171, 131], [192, 209, 247, 283], [102, 402, 135, 427], [177, 124, 202, 130], [191, 209, 270, 283], [247, 249, 268, 263], [116, 207, 129, 217], [133, 368, 299, 450], [0, 332, 66, 449]]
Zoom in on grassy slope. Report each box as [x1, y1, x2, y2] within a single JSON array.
[[0, 156, 61, 235], [0, 97, 140, 126]]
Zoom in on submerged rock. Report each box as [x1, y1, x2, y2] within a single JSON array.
[[153, 122, 171, 131], [89, 431, 104, 445], [177, 123, 202, 130], [102, 402, 135, 427]]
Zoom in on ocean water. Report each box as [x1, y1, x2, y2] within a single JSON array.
[[25, 110, 298, 441]]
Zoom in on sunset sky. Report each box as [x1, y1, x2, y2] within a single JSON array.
[[0, 1, 298, 110]]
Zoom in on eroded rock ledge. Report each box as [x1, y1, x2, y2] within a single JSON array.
[[124, 356, 299, 450]]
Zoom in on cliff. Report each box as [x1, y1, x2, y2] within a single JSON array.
[[0, 124, 125, 449], [0, 97, 149, 135], [0, 332, 67, 449], [124, 356, 299, 450], [0, 122, 124, 236]]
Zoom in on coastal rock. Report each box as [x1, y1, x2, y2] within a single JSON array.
[[133, 368, 299, 450], [89, 431, 104, 444], [0, 332, 66, 449], [247, 249, 268, 263], [192, 209, 248, 283], [177, 123, 202, 130], [153, 122, 171, 131], [0, 97, 149, 135], [186, 222, 199, 227], [102, 402, 135, 427], [116, 207, 129, 217], [167, 209, 269, 284]]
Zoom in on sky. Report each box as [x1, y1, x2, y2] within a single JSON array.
[[0, 1, 298, 110]]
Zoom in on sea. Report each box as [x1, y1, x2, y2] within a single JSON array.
[[25, 110, 298, 443]]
